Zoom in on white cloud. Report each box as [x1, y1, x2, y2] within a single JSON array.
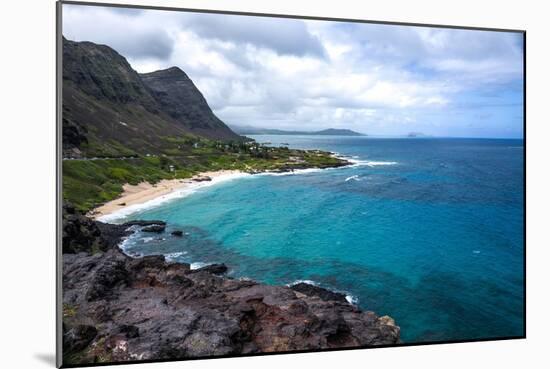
[[62, 4, 524, 137], [181, 12, 327, 58], [63, 5, 175, 59]]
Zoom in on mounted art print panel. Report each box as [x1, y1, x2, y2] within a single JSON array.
[[57, 1, 526, 367]]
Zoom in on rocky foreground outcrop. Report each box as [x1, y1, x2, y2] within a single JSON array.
[[62, 206, 400, 365]]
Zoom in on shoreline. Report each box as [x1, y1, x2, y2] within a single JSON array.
[[89, 155, 353, 222], [89, 159, 362, 307], [88, 170, 246, 221], [88, 154, 398, 223]]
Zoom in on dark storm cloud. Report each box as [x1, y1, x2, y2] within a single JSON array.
[[182, 13, 327, 58]]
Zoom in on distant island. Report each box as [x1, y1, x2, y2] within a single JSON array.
[[230, 125, 366, 137], [407, 132, 428, 138]]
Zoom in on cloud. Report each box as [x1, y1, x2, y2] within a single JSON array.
[[107, 7, 144, 17], [180, 13, 327, 58], [61, 4, 524, 138], [62, 5, 174, 60], [313, 22, 523, 87]]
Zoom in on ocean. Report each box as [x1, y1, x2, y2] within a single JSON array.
[[113, 135, 525, 343]]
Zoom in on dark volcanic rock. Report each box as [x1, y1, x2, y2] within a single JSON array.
[[62, 209, 400, 365], [63, 325, 98, 354], [169, 274, 194, 288], [63, 208, 169, 254], [85, 258, 129, 301], [124, 220, 166, 227], [141, 224, 166, 233], [193, 176, 212, 182], [63, 249, 400, 365], [94, 223, 130, 249], [119, 325, 140, 339], [171, 230, 184, 237], [191, 263, 228, 275], [128, 255, 167, 272], [62, 116, 88, 155], [62, 202, 107, 254], [290, 282, 349, 303]]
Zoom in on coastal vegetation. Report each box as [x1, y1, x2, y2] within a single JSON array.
[[63, 134, 347, 212], [62, 38, 348, 212]]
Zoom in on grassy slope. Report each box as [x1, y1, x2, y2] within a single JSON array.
[[63, 135, 346, 212]]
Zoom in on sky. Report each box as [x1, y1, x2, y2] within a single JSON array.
[[62, 4, 524, 138]]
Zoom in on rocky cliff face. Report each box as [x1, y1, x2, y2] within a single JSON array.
[[140, 67, 239, 141], [62, 211, 400, 365], [62, 38, 241, 157], [63, 38, 158, 109], [62, 202, 106, 254]]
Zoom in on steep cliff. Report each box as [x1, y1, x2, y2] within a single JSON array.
[[140, 67, 239, 141], [62, 37, 241, 158]]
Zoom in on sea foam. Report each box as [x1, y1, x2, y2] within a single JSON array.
[[332, 153, 398, 168], [345, 294, 359, 305], [287, 279, 359, 306], [287, 279, 319, 287], [259, 168, 324, 177], [345, 175, 360, 182], [97, 172, 252, 223], [164, 251, 186, 262], [348, 158, 398, 167], [190, 261, 210, 270]]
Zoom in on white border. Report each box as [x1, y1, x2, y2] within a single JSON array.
[[1, 1, 547, 369]]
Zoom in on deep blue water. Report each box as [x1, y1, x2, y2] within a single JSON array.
[[118, 136, 524, 343]]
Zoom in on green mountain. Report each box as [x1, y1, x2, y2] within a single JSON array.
[[230, 125, 366, 136], [61, 38, 349, 212], [62, 37, 241, 158]]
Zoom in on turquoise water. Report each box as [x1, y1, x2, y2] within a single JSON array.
[[118, 136, 524, 343]]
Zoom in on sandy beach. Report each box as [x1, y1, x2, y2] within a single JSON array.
[[89, 170, 243, 220]]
